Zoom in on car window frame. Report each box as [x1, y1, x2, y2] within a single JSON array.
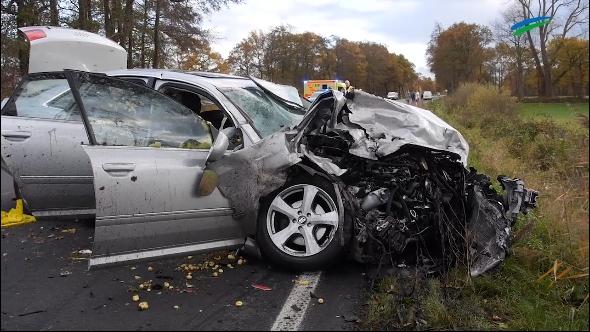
[[156, 81, 246, 151], [64, 70, 215, 149], [1, 71, 83, 122], [156, 81, 239, 130]]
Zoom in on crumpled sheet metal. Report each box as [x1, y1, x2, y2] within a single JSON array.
[[209, 131, 301, 234], [467, 185, 511, 277], [345, 91, 470, 165], [300, 145, 347, 176]]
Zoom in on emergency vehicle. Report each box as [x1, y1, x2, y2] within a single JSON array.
[[303, 79, 346, 99]]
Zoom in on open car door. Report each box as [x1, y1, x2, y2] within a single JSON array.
[[63, 70, 244, 267]]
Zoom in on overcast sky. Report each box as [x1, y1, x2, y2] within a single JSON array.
[[202, 0, 509, 77]]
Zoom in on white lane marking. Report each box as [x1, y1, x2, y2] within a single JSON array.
[[271, 272, 321, 331]]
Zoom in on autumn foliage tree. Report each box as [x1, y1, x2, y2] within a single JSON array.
[[226, 26, 419, 96], [427, 22, 492, 92]]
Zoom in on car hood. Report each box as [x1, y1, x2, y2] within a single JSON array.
[[301, 90, 469, 165]]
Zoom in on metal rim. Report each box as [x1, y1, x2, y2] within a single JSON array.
[[266, 184, 339, 257]]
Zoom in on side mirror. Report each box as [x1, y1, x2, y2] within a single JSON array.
[[207, 127, 236, 162]]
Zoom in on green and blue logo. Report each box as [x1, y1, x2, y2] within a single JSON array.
[[511, 16, 552, 36]]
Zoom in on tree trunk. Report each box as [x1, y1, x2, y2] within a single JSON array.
[[525, 30, 545, 96], [111, 0, 123, 44], [140, 0, 148, 67], [78, 0, 87, 30], [103, 0, 114, 38], [123, 0, 134, 67], [153, 0, 161, 68], [539, 35, 553, 97], [49, 0, 59, 25]]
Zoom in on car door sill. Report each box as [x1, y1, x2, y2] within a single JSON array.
[[20, 175, 93, 184], [96, 207, 234, 226], [88, 238, 244, 268], [34, 208, 96, 217]]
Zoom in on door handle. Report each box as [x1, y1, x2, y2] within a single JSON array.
[[1, 130, 32, 141], [102, 163, 136, 173]]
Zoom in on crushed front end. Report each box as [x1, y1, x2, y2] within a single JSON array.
[[298, 90, 538, 276]]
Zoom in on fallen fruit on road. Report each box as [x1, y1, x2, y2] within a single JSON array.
[[318, 298, 324, 304], [132, 294, 140, 302], [147, 266, 154, 272], [138, 302, 149, 311], [235, 301, 243, 307]]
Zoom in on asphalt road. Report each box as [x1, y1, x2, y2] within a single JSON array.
[[1, 218, 369, 331]]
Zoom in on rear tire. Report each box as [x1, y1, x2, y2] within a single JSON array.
[[257, 176, 344, 271]]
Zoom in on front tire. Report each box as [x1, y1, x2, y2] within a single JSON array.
[[257, 176, 343, 271]]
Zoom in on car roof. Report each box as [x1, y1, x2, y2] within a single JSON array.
[[105, 68, 255, 89]]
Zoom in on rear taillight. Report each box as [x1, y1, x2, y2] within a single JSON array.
[[23, 29, 47, 42]]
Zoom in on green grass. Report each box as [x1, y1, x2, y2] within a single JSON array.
[[517, 102, 589, 123]]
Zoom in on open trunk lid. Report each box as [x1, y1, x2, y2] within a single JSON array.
[[19, 26, 127, 74]]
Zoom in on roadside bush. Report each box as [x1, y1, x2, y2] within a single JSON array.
[[444, 83, 516, 129]]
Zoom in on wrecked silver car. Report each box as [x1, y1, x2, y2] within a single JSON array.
[[50, 69, 535, 275]]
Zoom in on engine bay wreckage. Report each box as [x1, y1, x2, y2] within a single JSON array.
[[210, 90, 538, 276]]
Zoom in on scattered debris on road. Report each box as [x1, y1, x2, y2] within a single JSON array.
[[251, 283, 272, 291], [61, 228, 77, 234]]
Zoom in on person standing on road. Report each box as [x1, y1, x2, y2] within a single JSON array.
[[410, 91, 416, 105], [344, 80, 355, 99]]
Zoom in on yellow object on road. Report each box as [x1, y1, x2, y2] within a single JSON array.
[[1, 199, 36, 228]]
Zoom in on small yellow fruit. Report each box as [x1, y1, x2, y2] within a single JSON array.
[[227, 254, 236, 260], [132, 294, 140, 302], [138, 301, 149, 310], [164, 282, 170, 288], [235, 300, 243, 307], [147, 266, 154, 272], [218, 269, 223, 273], [318, 298, 324, 304], [212, 272, 219, 277], [186, 274, 193, 280], [237, 259, 244, 265]]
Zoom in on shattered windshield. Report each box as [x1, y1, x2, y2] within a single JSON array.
[[219, 86, 303, 138]]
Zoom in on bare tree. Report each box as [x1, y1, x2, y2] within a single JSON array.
[[515, 0, 589, 96], [494, 5, 529, 97]]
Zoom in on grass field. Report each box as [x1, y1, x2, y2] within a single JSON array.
[[517, 102, 589, 123]]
